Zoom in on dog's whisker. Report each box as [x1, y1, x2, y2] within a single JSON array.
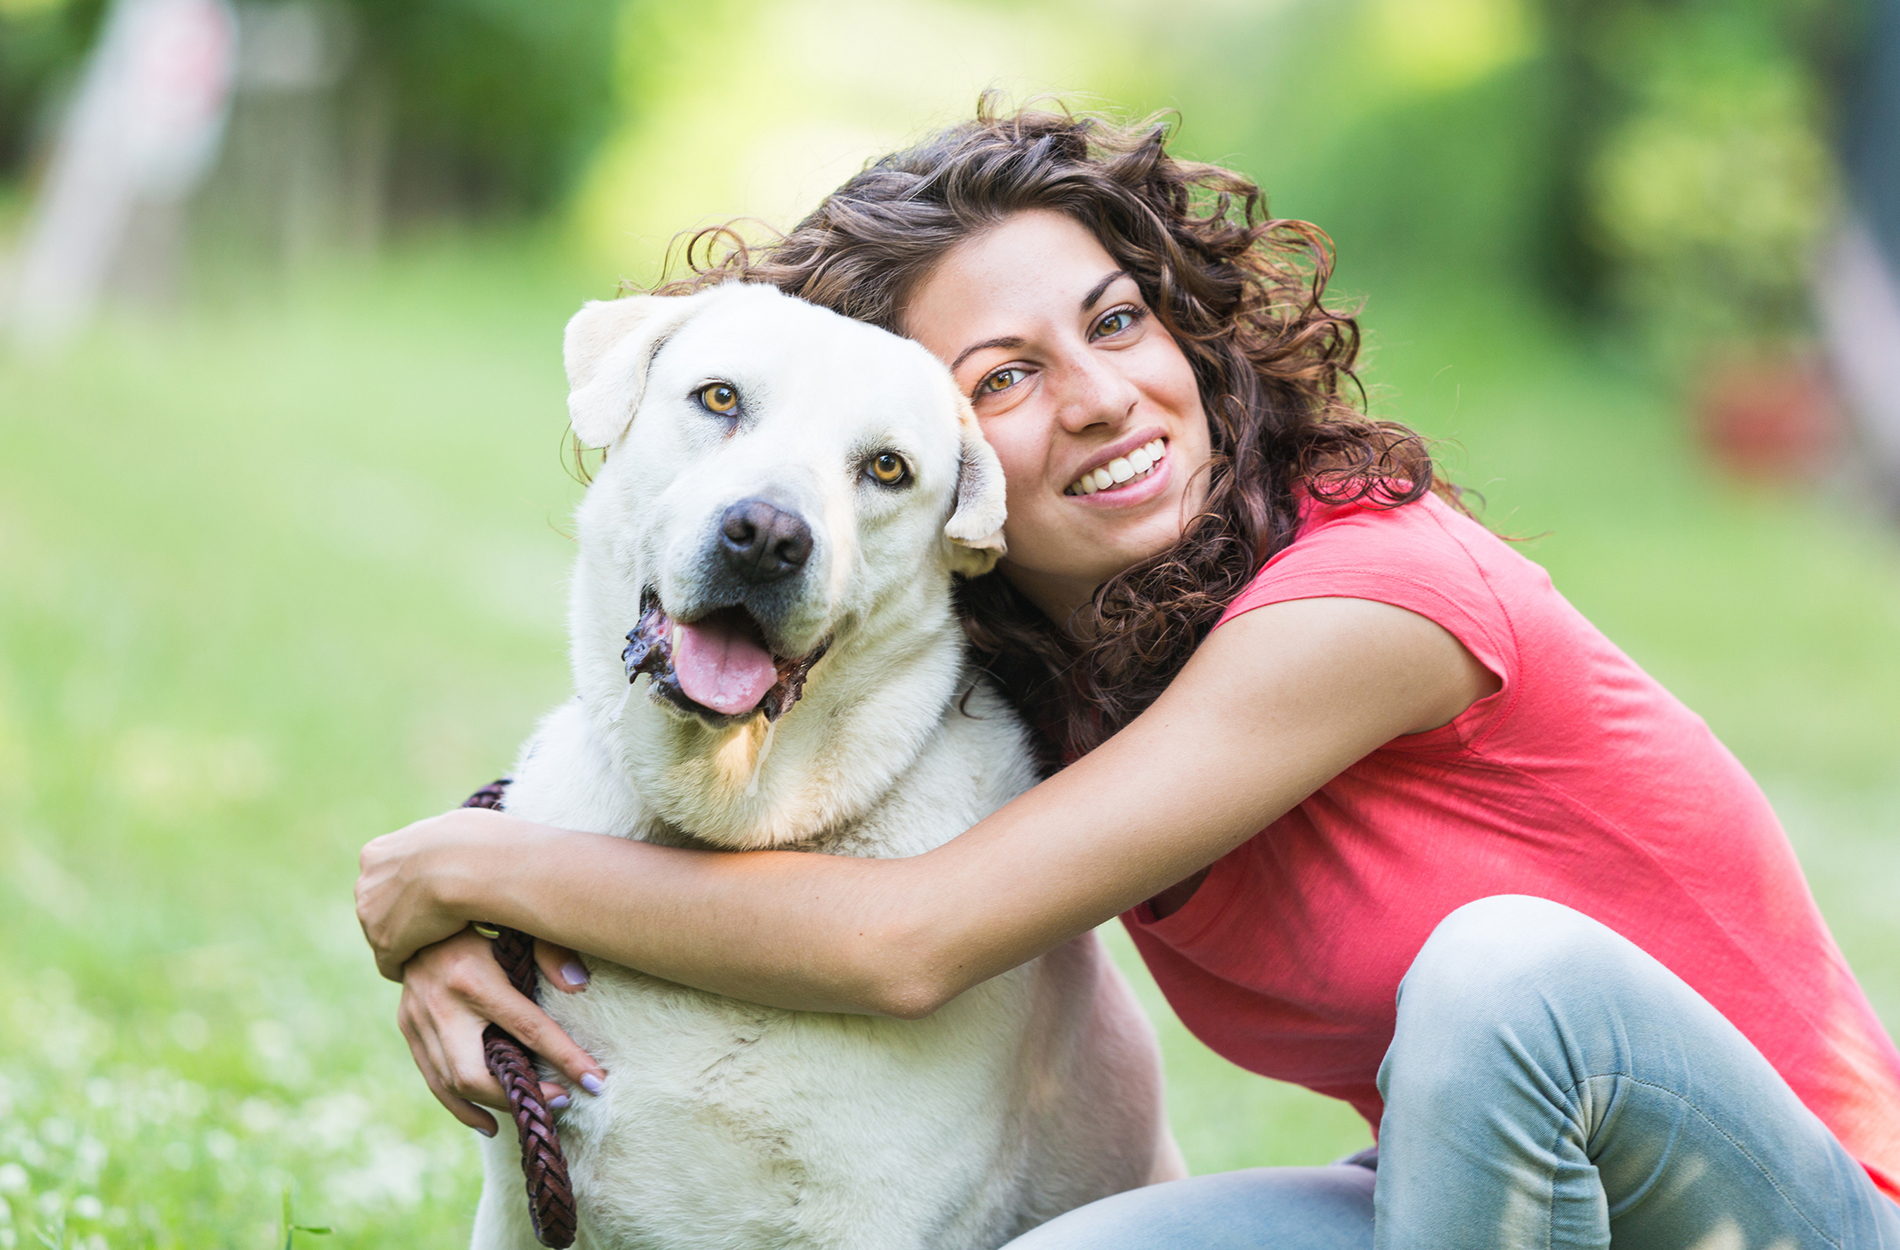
[[609, 681, 637, 723]]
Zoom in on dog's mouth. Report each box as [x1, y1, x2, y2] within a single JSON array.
[[622, 591, 828, 724]]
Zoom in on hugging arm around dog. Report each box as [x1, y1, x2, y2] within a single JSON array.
[[356, 106, 1900, 1246]]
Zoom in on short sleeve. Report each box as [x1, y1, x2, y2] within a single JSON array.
[[1215, 493, 1520, 748]]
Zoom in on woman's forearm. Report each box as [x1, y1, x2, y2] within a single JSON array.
[[446, 822, 950, 1016]]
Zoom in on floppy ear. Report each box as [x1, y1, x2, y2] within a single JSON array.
[[563, 293, 706, 449], [943, 399, 1009, 577]]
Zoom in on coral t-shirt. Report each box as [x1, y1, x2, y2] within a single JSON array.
[[1121, 491, 1900, 1198]]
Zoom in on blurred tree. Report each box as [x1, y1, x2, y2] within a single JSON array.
[[0, 0, 622, 221], [342, 0, 621, 219], [0, 0, 107, 181], [1538, 0, 1858, 347]]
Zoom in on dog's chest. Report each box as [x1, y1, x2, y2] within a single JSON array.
[[545, 963, 1036, 1249], [496, 698, 1046, 1248]]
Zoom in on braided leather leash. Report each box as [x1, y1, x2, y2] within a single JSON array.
[[462, 780, 577, 1248]]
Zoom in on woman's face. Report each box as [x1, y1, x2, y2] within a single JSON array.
[[904, 210, 1214, 625]]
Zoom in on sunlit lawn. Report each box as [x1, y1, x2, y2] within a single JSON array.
[[1, 235, 1895, 1245]]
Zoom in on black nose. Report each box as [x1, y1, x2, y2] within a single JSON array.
[[718, 499, 813, 583]]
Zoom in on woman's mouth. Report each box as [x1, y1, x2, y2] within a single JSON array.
[[1065, 438, 1167, 496]]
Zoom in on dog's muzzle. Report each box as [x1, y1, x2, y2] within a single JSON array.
[[622, 592, 827, 725]]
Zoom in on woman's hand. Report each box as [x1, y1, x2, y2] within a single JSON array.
[[398, 927, 609, 1135], [358, 806, 536, 981]]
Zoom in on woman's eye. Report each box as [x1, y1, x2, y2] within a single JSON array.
[[1093, 308, 1139, 339], [697, 382, 739, 414], [866, 452, 910, 487], [978, 367, 1027, 396]]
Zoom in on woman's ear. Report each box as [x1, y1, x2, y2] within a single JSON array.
[[563, 292, 707, 449], [944, 400, 1008, 577]]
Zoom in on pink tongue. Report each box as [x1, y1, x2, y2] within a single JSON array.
[[673, 616, 780, 715]]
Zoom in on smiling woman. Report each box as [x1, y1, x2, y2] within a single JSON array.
[[904, 211, 1216, 624]]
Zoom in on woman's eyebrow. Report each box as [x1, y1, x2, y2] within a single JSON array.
[[951, 336, 1024, 373], [1081, 270, 1128, 311], [949, 271, 1132, 373]]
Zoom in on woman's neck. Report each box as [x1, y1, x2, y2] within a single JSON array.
[[1000, 564, 1101, 641]]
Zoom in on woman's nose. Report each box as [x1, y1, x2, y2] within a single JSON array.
[[1050, 349, 1141, 434]]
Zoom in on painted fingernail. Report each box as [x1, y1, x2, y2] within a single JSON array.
[[561, 961, 589, 987], [548, 1094, 570, 1110], [476, 1123, 496, 1138], [580, 1072, 605, 1095]]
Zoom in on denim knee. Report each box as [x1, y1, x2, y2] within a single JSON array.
[[1400, 894, 1624, 1016], [1379, 895, 1645, 1106]]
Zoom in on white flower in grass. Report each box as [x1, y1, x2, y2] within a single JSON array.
[[237, 1097, 285, 1135], [70, 1195, 103, 1221], [323, 1134, 430, 1212], [0, 1163, 25, 1194], [204, 1130, 237, 1162], [302, 1093, 371, 1153], [73, 1139, 105, 1185]]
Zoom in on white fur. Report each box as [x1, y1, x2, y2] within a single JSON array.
[[472, 284, 1184, 1250]]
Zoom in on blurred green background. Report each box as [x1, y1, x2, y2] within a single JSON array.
[[2, 0, 1897, 1245]]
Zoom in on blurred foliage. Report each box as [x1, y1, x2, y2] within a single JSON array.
[[1147, 0, 1857, 352], [342, 0, 621, 217], [572, 0, 1166, 279], [0, 0, 103, 176], [0, 0, 621, 218], [0, 0, 1867, 336], [1543, 0, 1857, 351]]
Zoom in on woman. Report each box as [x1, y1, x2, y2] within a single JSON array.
[[356, 104, 1900, 1247]]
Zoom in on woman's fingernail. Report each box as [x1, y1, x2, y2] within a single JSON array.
[[476, 1123, 496, 1138], [548, 1094, 570, 1110], [561, 961, 589, 987], [580, 1072, 605, 1095]]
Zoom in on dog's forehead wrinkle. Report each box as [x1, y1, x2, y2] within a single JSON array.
[[670, 296, 943, 390]]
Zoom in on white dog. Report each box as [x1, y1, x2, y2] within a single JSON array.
[[473, 283, 1184, 1249]]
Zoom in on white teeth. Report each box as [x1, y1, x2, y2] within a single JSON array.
[[1066, 438, 1167, 496], [671, 624, 683, 651]]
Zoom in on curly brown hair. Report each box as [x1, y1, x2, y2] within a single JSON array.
[[649, 98, 1460, 762]]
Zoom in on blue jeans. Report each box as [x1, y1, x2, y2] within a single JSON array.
[[1005, 895, 1900, 1249]]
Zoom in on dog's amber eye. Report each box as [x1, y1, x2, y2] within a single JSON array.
[[698, 382, 739, 414], [867, 452, 909, 486]]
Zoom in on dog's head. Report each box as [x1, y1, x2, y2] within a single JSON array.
[[565, 283, 1007, 729]]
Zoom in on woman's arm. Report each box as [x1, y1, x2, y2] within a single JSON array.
[[359, 595, 1496, 1017]]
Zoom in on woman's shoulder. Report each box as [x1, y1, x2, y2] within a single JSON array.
[[1212, 489, 1569, 751], [1218, 489, 1533, 634]]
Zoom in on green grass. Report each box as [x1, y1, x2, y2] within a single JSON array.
[[1, 236, 1895, 1243]]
